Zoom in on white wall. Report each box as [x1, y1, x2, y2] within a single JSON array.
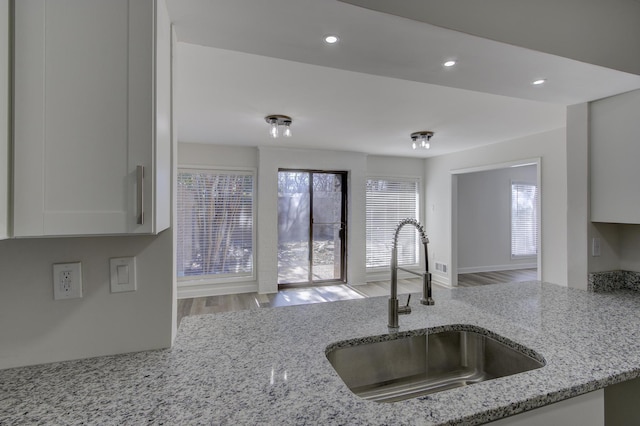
[[620, 225, 640, 274], [457, 165, 537, 272], [0, 232, 174, 369], [589, 223, 622, 273], [366, 155, 424, 178], [425, 128, 568, 287], [179, 143, 258, 169], [588, 223, 640, 274]]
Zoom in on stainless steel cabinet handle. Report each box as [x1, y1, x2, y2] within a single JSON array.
[[136, 165, 144, 225]]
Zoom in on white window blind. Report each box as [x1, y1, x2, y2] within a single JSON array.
[[511, 182, 538, 258], [366, 178, 420, 269], [177, 169, 254, 280]]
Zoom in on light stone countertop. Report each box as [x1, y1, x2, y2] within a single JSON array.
[[2, 281, 640, 425]]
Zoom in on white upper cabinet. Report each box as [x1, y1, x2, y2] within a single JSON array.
[[13, 0, 171, 236], [590, 89, 640, 224], [0, 0, 8, 240]]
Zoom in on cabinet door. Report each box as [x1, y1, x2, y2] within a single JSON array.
[[13, 0, 167, 236], [489, 390, 603, 425], [0, 0, 8, 239], [590, 89, 640, 224]]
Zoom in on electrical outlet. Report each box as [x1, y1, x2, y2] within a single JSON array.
[[53, 262, 83, 300], [60, 271, 72, 292]]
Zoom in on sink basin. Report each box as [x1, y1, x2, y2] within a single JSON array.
[[326, 325, 545, 403]]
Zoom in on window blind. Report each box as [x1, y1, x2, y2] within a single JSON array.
[[176, 169, 254, 280], [366, 178, 420, 269], [511, 182, 538, 258]]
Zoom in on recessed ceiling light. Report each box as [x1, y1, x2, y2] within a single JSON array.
[[443, 60, 456, 67], [324, 35, 339, 44], [532, 79, 546, 85]]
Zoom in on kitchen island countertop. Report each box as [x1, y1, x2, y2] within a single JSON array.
[[2, 281, 640, 425]]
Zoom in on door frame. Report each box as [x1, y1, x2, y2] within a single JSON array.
[[277, 169, 348, 287], [449, 158, 542, 287]]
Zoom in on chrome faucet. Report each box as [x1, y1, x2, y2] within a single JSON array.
[[389, 218, 435, 331]]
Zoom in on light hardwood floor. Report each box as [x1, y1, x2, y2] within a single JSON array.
[[457, 268, 537, 287], [177, 269, 537, 326]]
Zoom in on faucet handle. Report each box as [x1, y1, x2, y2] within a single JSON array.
[[398, 294, 412, 315]]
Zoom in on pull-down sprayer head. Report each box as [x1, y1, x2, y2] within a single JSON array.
[[393, 218, 429, 247]]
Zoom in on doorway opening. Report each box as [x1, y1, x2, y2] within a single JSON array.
[[277, 170, 347, 287], [451, 159, 542, 287]]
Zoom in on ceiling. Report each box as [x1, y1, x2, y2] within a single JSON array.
[[167, 0, 640, 158]]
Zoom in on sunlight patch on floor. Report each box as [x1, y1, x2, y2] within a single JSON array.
[[270, 285, 364, 308]]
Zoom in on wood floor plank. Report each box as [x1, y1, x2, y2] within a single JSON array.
[[176, 298, 193, 327], [457, 268, 537, 287], [177, 268, 538, 326]]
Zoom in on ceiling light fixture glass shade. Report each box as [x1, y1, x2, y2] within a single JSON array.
[[269, 118, 279, 138], [282, 121, 292, 137], [411, 131, 434, 150], [265, 115, 293, 139], [443, 60, 456, 67]]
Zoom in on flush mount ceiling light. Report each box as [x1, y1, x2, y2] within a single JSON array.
[[443, 60, 457, 67], [324, 34, 340, 44], [265, 115, 293, 139], [411, 131, 434, 150], [532, 79, 546, 85]]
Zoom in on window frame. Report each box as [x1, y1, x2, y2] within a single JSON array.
[[176, 166, 257, 285], [365, 175, 422, 271], [510, 180, 538, 259]]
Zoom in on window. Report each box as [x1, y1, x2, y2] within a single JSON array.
[[511, 182, 538, 258], [177, 169, 254, 281], [366, 178, 420, 269]]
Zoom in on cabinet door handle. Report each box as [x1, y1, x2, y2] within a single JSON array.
[[137, 165, 144, 225]]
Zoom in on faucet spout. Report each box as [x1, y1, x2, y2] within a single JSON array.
[[389, 218, 434, 331]]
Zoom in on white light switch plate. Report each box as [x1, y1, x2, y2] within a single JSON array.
[[110, 257, 136, 293]]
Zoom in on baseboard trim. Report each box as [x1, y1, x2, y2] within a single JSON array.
[[177, 281, 258, 299], [366, 269, 422, 283], [458, 263, 537, 274], [432, 274, 451, 288]]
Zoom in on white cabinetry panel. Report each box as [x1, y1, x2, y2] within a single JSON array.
[[0, 0, 8, 239], [490, 389, 603, 425], [13, 0, 170, 236], [154, 0, 171, 232], [590, 89, 640, 224]]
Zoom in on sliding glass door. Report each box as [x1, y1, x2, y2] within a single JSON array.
[[277, 170, 347, 286]]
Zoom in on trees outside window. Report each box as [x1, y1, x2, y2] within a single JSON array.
[[177, 169, 254, 280]]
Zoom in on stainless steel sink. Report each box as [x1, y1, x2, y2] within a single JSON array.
[[326, 325, 545, 403]]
